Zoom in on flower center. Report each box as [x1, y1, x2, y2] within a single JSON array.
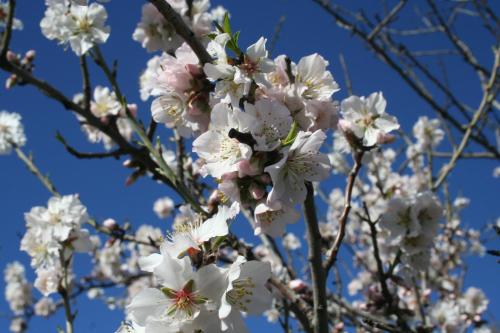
[[77, 17, 92, 34], [226, 277, 255, 311], [219, 138, 241, 160], [162, 280, 208, 319]]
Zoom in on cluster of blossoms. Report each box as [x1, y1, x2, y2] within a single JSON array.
[[2, 0, 499, 333], [431, 287, 490, 332], [20, 194, 93, 296], [4, 262, 32, 316], [41, 0, 110, 56], [0, 110, 26, 154], [379, 191, 443, 276], [124, 202, 276, 332], [133, 0, 224, 53], [74, 85, 135, 150]]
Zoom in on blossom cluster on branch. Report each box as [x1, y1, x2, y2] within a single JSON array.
[[0, 0, 499, 333]]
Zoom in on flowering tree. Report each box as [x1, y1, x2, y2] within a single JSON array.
[[1, 1, 499, 333]]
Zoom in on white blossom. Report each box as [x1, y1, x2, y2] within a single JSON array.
[[41, 2, 110, 56], [91, 86, 121, 118], [412, 116, 444, 151], [282, 233, 301, 250], [254, 201, 300, 237], [266, 130, 331, 205], [245, 99, 293, 151], [460, 287, 488, 315], [219, 256, 272, 332], [193, 103, 253, 179], [4, 262, 32, 314], [34, 297, 56, 317], [340, 92, 399, 146], [153, 197, 175, 219], [295, 53, 339, 100], [0, 111, 26, 154]]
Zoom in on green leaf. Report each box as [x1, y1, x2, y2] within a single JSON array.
[[281, 121, 299, 146], [223, 12, 232, 34], [233, 31, 240, 44], [211, 235, 227, 251]]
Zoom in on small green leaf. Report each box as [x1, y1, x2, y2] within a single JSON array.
[[223, 12, 231, 34], [281, 121, 299, 146], [211, 235, 227, 250], [233, 31, 240, 44]]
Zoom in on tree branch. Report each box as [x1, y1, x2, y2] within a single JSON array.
[[0, 0, 15, 60], [147, 0, 212, 64], [303, 182, 329, 333], [324, 151, 364, 273]]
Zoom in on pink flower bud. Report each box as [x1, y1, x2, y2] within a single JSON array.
[[249, 183, 265, 200], [122, 159, 133, 168], [237, 159, 260, 177], [208, 190, 221, 206], [103, 218, 117, 229], [6, 51, 18, 63], [5, 76, 16, 89], [25, 50, 36, 61], [123, 104, 137, 117], [259, 173, 272, 184], [221, 171, 239, 181], [376, 132, 396, 144], [338, 119, 353, 132], [186, 64, 201, 76], [288, 279, 307, 292]]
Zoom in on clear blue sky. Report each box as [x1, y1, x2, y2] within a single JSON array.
[[1, 1, 499, 332]]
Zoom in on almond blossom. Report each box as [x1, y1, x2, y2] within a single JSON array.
[[266, 130, 331, 206], [340, 91, 399, 147], [0, 111, 26, 154], [193, 103, 253, 179], [41, 2, 110, 56]]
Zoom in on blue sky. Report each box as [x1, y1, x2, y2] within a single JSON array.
[[1, 1, 499, 332]]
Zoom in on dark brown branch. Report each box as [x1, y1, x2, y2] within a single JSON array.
[[303, 182, 329, 333], [147, 0, 212, 64], [79, 55, 91, 112], [0, 0, 15, 60]]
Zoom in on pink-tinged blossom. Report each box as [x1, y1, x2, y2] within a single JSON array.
[[193, 103, 253, 179], [340, 92, 399, 147]]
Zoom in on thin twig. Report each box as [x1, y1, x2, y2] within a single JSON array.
[[324, 151, 364, 273], [14, 147, 60, 197], [433, 48, 500, 189], [339, 53, 353, 96], [367, 0, 408, 41]]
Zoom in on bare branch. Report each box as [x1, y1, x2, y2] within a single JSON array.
[[303, 182, 329, 333], [324, 151, 364, 273], [147, 0, 212, 64], [0, 0, 15, 60], [367, 0, 408, 41], [433, 47, 500, 189]]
